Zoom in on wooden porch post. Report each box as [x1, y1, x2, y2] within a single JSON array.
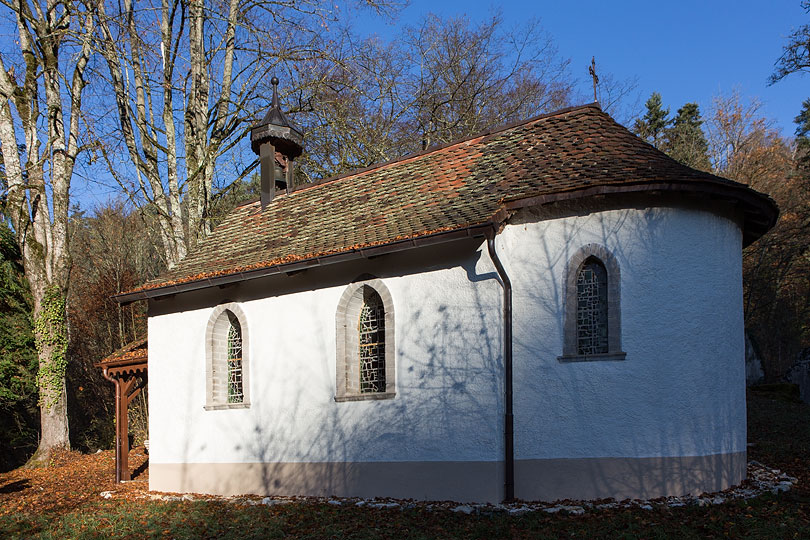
[[97, 340, 148, 484], [118, 378, 131, 481], [102, 370, 143, 482], [114, 378, 123, 482]]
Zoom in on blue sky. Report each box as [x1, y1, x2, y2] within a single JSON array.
[[354, 0, 809, 135], [67, 0, 809, 210]]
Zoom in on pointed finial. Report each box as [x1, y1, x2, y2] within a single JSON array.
[[251, 75, 303, 157], [271, 76, 280, 108], [588, 57, 599, 103]]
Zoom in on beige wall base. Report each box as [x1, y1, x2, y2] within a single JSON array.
[[150, 460, 503, 503], [515, 451, 747, 501], [150, 452, 745, 503]]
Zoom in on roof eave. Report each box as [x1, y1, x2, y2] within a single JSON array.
[[113, 222, 495, 304], [503, 179, 779, 247], [94, 354, 149, 369], [116, 177, 777, 305]]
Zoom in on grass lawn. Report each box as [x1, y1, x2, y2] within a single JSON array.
[[1, 389, 808, 539]]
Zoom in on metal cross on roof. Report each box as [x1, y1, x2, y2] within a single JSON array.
[[589, 56, 599, 103]]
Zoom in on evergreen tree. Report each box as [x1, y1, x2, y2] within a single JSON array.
[[664, 102, 711, 171], [794, 98, 810, 169], [0, 220, 38, 471], [633, 92, 670, 148]]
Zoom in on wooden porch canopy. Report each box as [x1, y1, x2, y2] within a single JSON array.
[[96, 338, 148, 483]]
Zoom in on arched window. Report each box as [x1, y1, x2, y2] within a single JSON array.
[[560, 244, 625, 362], [205, 304, 250, 409], [335, 278, 396, 401], [576, 258, 609, 355], [227, 315, 244, 403], [359, 289, 386, 393]]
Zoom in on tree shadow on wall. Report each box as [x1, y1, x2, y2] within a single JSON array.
[[507, 206, 745, 500], [167, 208, 746, 502], [171, 241, 505, 502]]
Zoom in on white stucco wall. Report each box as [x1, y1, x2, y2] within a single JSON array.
[[148, 244, 504, 468], [147, 203, 747, 500], [499, 206, 746, 462]]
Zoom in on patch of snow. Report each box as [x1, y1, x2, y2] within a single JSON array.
[[261, 497, 291, 506], [451, 505, 474, 514], [509, 506, 530, 516], [367, 502, 400, 509], [772, 482, 792, 494], [545, 505, 585, 515]]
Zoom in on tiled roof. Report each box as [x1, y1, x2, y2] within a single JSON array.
[[96, 338, 148, 367], [118, 103, 777, 301]]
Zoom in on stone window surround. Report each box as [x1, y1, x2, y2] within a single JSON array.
[[558, 243, 626, 363], [335, 277, 396, 402], [205, 303, 251, 410]]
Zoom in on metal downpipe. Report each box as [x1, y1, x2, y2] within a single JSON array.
[[100, 367, 123, 483], [486, 230, 514, 503]]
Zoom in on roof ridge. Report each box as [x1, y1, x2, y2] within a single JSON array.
[[288, 102, 605, 194], [234, 102, 604, 209]]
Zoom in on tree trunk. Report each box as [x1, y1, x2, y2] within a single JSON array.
[[26, 282, 71, 467], [0, 0, 94, 466], [29, 376, 70, 466]]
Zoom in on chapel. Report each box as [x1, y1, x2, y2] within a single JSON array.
[[112, 83, 777, 503]]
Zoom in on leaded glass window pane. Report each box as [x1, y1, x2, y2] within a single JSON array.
[[227, 315, 243, 403], [576, 259, 608, 355], [359, 289, 385, 393]]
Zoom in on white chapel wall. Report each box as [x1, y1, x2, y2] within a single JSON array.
[[147, 202, 747, 501], [147, 241, 504, 471], [499, 205, 746, 463]]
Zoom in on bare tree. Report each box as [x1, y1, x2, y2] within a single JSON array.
[[292, 13, 577, 181], [770, 0, 810, 84], [406, 13, 574, 148], [0, 0, 95, 463], [708, 91, 809, 378], [594, 70, 639, 126], [67, 201, 160, 451], [93, 0, 398, 268], [706, 92, 791, 189], [288, 32, 413, 178]]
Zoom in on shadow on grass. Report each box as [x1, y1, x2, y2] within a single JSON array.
[[132, 459, 149, 480], [0, 480, 29, 494]]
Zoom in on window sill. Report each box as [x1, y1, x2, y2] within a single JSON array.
[[335, 392, 396, 402], [557, 352, 627, 363], [204, 402, 251, 411]]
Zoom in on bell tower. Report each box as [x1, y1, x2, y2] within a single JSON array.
[[251, 77, 304, 209]]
